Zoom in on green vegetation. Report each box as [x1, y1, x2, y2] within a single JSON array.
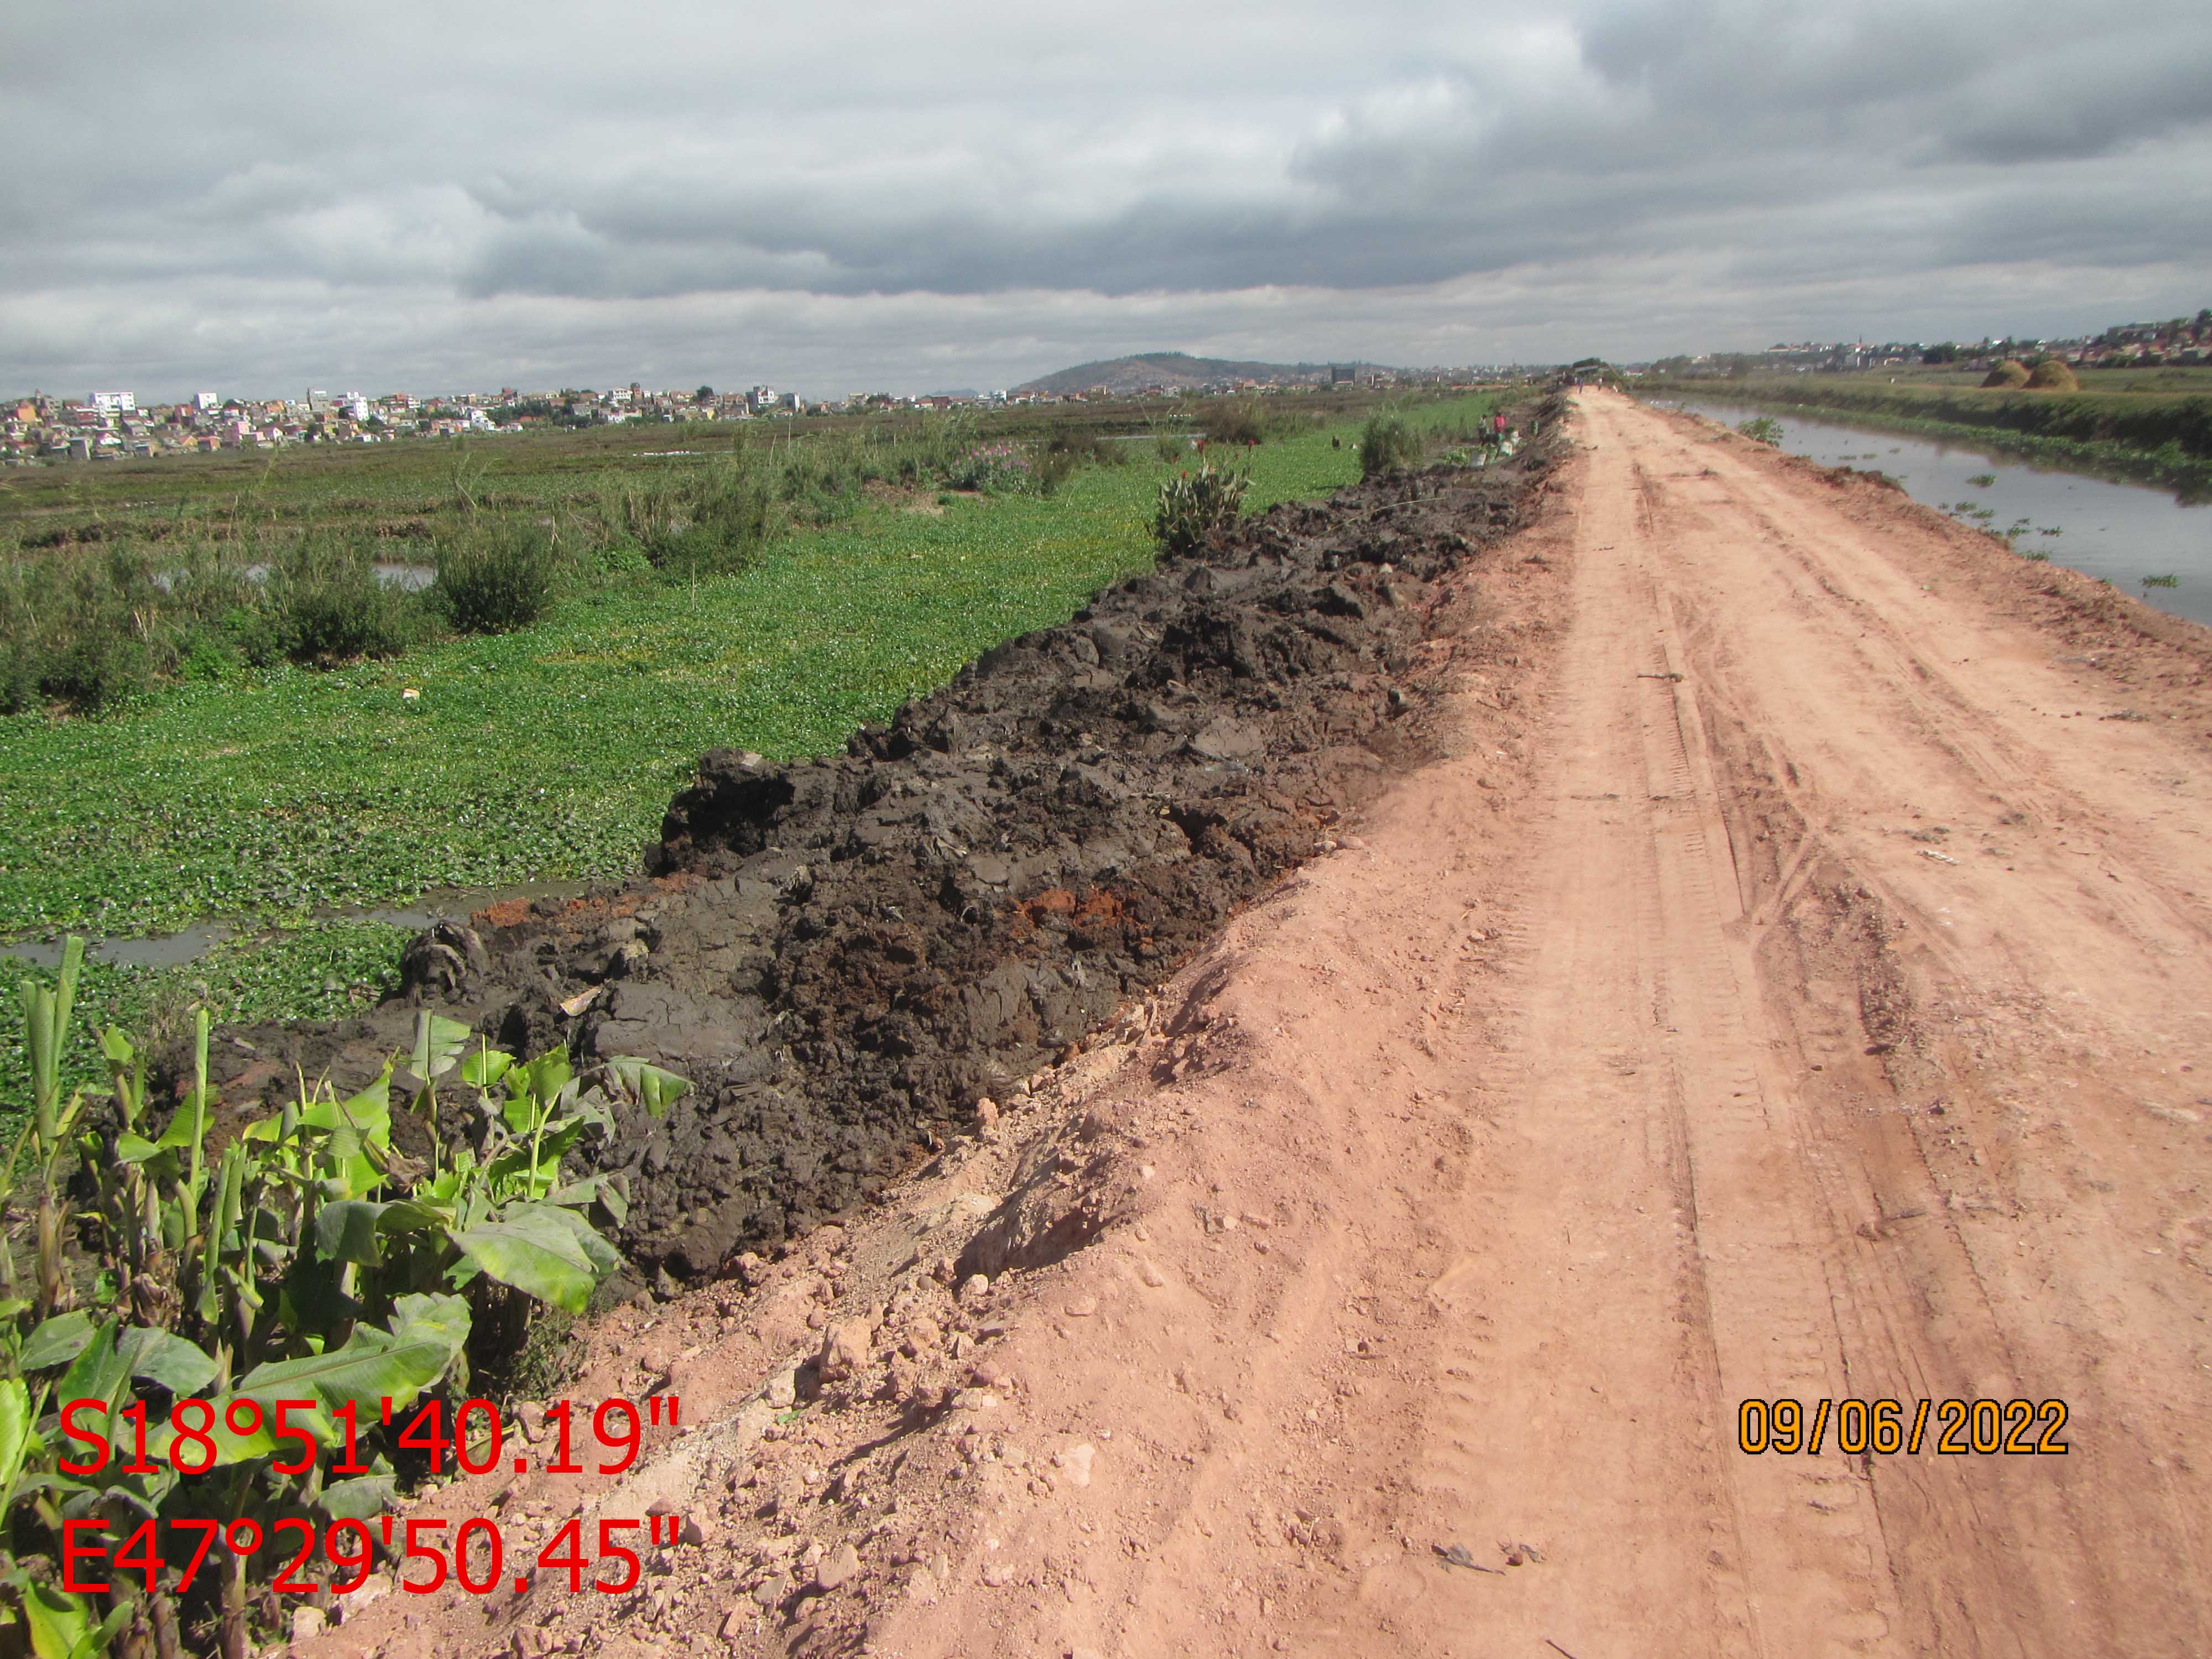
[[1736, 416, 1783, 445], [1198, 398, 1269, 447], [431, 520, 562, 634], [0, 942, 684, 1653], [2, 394, 1462, 717], [2, 393, 1504, 1073], [0, 924, 410, 1117], [1355, 398, 1512, 480], [1151, 465, 1250, 554], [1359, 414, 1424, 478]]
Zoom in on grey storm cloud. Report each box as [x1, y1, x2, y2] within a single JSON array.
[[2, 0, 2208, 397]]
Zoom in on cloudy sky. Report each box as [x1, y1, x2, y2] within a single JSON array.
[[4, 1, 2208, 399]]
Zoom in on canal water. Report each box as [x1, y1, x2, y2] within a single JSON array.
[[1655, 399, 2212, 628]]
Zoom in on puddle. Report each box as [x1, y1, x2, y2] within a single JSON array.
[[150, 561, 436, 595], [2, 924, 238, 973], [0, 878, 591, 974]]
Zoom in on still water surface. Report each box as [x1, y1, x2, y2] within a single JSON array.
[[0, 880, 589, 972], [1657, 399, 2212, 628]]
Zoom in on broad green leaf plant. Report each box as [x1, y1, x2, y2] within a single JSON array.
[[0, 941, 688, 1658]]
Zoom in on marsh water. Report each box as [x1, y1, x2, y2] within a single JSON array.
[[0, 879, 589, 973], [1658, 399, 2212, 628]]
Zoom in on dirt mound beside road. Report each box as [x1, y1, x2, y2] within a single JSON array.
[[221, 420, 1561, 1287]]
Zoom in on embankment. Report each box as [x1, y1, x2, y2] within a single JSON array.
[[217, 410, 1564, 1287]]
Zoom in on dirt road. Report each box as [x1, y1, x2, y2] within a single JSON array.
[[309, 393, 2212, 1659], [1472, 390, 2212, 1657], [871, 390, 2212, 1657], [1340, 388, 2212, 1657]]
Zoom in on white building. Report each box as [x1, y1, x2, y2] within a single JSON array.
[[88, 390, 135, 413], [194, 392, 221, 412]]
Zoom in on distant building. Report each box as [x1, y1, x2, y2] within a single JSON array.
[[88, 390, 135, 413], [194, 392, 221, 412]]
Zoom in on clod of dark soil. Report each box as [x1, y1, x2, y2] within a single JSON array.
[[216, 415, 1561, 1287]]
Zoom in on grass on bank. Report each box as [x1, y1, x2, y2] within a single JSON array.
[[2, 395, 1504, 1094]]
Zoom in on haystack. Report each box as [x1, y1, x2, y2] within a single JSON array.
[[1981, 359, 2031, 388]]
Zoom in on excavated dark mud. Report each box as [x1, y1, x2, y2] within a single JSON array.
[[217, 420, 1561, 1287]]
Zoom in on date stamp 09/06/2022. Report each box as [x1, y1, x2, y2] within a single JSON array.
[[1738, 1397, 2070, 1458], [54, 1391, 692, 1598]]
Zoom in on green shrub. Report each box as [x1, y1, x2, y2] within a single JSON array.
[[434, 520, 562, 633], [591, 542, 653, 576], [1035, 445, 1081, 497], [0, 547, 157, 713], [1199, 399, 1267, 447], [222, 601, 288, 669], [644, 458, 779, 578], [40, 564, 154, 711], [943, 442, 1037, 495], [1736, 415, 1784, 445], [1042, 431, 1126, 471], [776, 445, 864, 526], [269, 535, 416, 661], [1359, 414, 1425, 479], [1151, 463, 1249, 555], [1155, 432, 1187, 463]]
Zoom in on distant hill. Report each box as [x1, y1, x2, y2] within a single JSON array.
[[1010, 352, 1390, 397]]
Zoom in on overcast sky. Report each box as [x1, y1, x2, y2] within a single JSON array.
[[4, 1, 2207, 399]]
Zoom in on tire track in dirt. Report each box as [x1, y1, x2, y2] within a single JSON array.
[[1401, 408, 1898, 1657], [1560, 392, 2212, 1652]]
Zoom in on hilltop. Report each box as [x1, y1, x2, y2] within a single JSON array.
[[1011, 351, 1389, 396]]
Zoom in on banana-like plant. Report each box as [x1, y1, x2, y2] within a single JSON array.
[[0, 943, 689, 1658]]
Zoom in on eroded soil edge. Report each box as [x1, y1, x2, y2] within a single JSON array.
[[222, 409, 1564, 1287]]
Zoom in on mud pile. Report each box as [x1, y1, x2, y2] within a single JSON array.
[[223, 427, 1558, 1286]]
